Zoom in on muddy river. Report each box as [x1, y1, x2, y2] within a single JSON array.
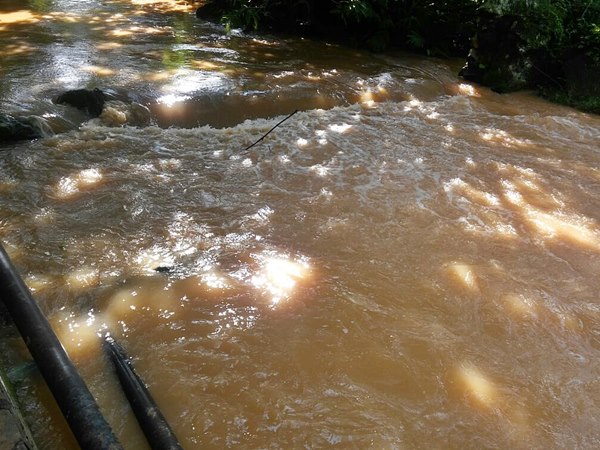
[[1, 1, 600, 449]]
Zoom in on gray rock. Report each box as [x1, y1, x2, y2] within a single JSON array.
[[0, 115, 44, 142], [1, 368, 37, 450]]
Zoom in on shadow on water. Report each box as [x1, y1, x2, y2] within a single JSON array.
[[1, 0, 459, 129]]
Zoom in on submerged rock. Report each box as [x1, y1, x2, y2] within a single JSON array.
[[55, 88, 152, 127], [55, 88, 106, 117], [98, 100, 152, 127], [0, 114, 49, 142]]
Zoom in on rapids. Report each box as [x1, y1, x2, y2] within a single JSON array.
[[1, 1, 600, 449]]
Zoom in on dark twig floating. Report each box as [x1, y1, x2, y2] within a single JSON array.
[[242, 110, 299, 152]]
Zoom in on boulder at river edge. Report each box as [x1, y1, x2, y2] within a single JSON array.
[[0, 115, 45, 142]]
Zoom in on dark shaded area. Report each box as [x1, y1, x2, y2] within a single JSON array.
[[459, 13, 526, 92], [196, 1, 478, 55], [459, 1, 600, 112], [1, 365, 38, 450], [198, 0, 600, 113], [197, 0, 340, 37]]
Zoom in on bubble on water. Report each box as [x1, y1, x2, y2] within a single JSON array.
[[34, 208, 55, 223], [78, 168, 102, 185], [329, 123, 352, 133], [251, 206, 274, 223], [457, 83, 480, 97], [319, 187, 333, 198], [135, 245, 176, 272], [53, 168, 103, 199], [310, 164, 330, 177], [56, 176, 78, 198]]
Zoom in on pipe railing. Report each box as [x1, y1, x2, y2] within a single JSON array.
[[0, 243, 122, 450], [104, 337, 183, 450]]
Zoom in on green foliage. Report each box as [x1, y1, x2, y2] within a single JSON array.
[[220, 0, 270, 32], [564, 1, 600, 64], [29, 0, 54, 13], [212, 0, 600, 62], [407, 31, 425, 50], [334, 0, 380, 26], [481, 0, 600, 59], [332, 0, 481, 55], [581, 22, 600, 63], [476, 0, 600, 95], [210, 0, 600, 108], [542, 88, 600, 115], [215, 0, 480, 54]]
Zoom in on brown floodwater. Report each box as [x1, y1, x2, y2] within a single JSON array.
[[2, 1, 600, 449]]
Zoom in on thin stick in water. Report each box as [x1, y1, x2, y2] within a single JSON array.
[[242, 110, 299, 152]]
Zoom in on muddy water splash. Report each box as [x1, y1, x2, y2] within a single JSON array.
[[2, 1, 600, 449]]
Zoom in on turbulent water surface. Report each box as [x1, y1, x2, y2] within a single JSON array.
[[2, 1, 600, 449]]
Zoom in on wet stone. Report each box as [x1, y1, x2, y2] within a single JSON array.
[[55, 88, 106, 117], [0, 115, 43, 142], [0, 370, 37, 450]]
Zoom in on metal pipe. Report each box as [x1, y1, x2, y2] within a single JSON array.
[[0, 243, 122, 450], [104, 337, 183, 450]]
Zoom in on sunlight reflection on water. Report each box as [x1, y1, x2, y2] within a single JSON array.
[[250, 255, 311, 306]]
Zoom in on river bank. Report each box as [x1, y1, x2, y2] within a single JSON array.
[[197, 0, 600, 115]]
